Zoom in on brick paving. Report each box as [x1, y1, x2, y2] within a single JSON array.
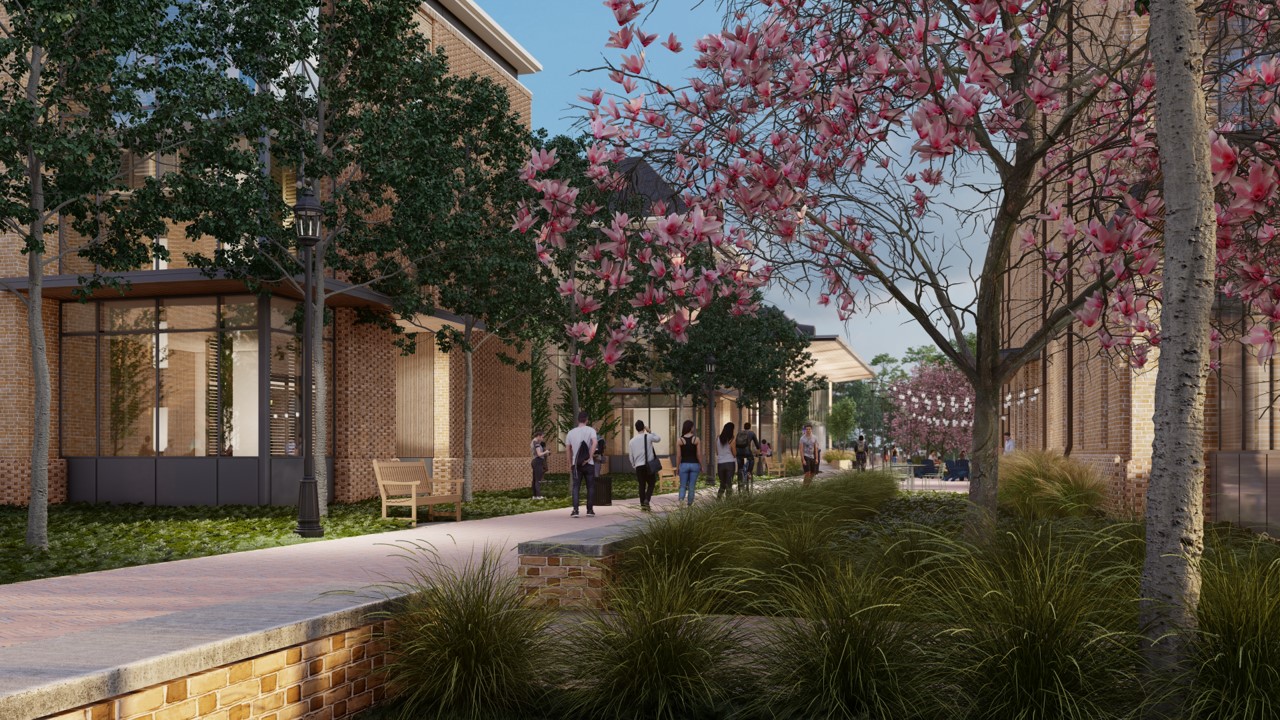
[[0, 493, 666, 654]]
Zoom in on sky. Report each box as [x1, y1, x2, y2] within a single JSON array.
[[481, 0, 936, 366]]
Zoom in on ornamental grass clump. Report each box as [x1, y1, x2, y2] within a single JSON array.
[[1186, 538, 1280, 720], [557, 548, 752, 720], [997, 450, 1108, 519], [916, 524, 1145, 720], [751, 563, 923, 720], [370, 543, 555, 720]]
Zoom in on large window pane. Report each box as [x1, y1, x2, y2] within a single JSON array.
[[61, 336, 97, 456], [269, 333, 301, 456], [218, 330, 259, 456], [159, 332, 215, 457], [104, 300, 156, 333], [101, 334, 157, 456], [271, 298, 302, 333], [221, 297, 257, 330], [160, 298, 217, 330], [62, 302, 95, 333]]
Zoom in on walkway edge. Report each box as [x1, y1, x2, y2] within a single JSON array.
[[0, 592, 397, 720]]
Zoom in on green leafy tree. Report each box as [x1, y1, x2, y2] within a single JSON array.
[[0, 0, 253, 547], [174, 0, 531, 511], [826, 398, 857, 449], [778, 375, 825, 452]]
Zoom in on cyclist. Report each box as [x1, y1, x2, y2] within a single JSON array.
[[734, 422, 761, 494]]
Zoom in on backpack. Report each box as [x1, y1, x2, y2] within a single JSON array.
[[573, 433, 593, 467], [735, 430, 751, 450]]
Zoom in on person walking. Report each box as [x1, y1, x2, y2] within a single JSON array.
[[715, 422, 736, 499], [1003, 432, 1016, 454], [853, 434, 869, 471], [627, 420, 662, 511], [564, 411, 598, 518], [734, 422, 760, 493], [800, 423, 819, 487], [758, 438, 772, 476], [530, 430, 548, 500], [676, 419, 701, 506]]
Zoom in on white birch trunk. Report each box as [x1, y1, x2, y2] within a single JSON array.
[[25, 44, 49, 550], [1140, 0, 1216, 683]]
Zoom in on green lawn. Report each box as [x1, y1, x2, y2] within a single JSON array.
[[0, 471, 655, 585]]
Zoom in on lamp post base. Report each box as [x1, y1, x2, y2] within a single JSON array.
[[295, 474, 324, 538]]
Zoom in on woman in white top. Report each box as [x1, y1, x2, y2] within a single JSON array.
[[716, 422, 737, 499]]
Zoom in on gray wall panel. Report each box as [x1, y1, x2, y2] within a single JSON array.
[[1212, 452, 1241, 526], [66, 458, 97, 504], [1240, 452, 1269, 531], [157, 458, 217, 506], [96, 458, 156, 505], [217, 458, 259, 505]]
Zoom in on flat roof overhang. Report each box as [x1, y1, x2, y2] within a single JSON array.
[[0, 268, 393, 309], [809, 335, 875, 382]]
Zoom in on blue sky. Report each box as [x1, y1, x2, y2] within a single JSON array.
[[481, 0, 935, 366]]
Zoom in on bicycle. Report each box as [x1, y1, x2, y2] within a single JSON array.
[[737, 452, 756, 495]]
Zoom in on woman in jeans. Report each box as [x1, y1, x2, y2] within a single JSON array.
[[715, 422, 736, 499], [677, 419, 701, 506], [530, 430, 548, 500]]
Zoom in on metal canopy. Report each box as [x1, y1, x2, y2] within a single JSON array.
[[808, 335, 875, 382]]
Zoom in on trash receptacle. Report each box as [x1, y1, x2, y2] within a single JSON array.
[[594, 458, 612, 506]]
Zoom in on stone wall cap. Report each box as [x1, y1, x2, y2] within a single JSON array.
[[516, 525, 635, 557]]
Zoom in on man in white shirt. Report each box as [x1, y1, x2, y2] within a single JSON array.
[[564, 411, 599, 517], [1003, 432, 1016, 454], [627, 420, 662, 512]]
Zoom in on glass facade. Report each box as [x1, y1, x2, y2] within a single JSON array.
[[60, 296, 333, 458]]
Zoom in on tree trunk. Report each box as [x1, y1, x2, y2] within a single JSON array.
[[968, 381, 1001, 529], [24, 44, 49, 550], [26, 243, 50, 550], [312, 272, 328, 516], [1141, 0, 1215, 693], [462, 323, 475, 502]]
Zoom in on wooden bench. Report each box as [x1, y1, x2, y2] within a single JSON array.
[[372, 459, 462, 525], [656, 457, 679, 493]]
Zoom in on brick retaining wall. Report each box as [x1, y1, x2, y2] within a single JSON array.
[[39, 624, 388, 720]]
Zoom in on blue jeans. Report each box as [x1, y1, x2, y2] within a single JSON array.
[[678, 462, 701, 505]]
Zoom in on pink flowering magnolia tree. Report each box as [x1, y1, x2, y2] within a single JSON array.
[[516, 0, 1280, 518], [887, 363, 975, 456]]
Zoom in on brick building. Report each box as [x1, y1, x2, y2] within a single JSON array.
[[999, 8, 1280, 528], [0, 0, 542, 507]]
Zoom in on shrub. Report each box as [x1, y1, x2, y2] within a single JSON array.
[[998, 450, 1108, 519], [824, 448, 854, 463], [781, 452, 804, 477], [915, 524, 1144, 719], [752, 563, 923, 719], [1187, 539, 1280, 720], [370, 543, 555, 720], [557, 548, 752, 720]]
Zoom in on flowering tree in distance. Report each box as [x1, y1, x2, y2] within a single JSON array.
[[536, 0, 1280, 533], [887, 364, 974, 456]]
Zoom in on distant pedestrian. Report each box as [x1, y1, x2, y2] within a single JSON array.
[[716, 422, 736, 499], [677, 420, 701, 506], [758, 438, 772, 476], [735, 422, 760, 493], [1003, 432, 1016, 454], [853, 434, 868, 471], [530, 430, 548, 500], [564, 412, 598, 518], [800, 424, 819, 486], [627, 420, 661, 511]]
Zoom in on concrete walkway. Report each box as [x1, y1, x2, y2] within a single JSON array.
[[0, 488, 693, 714]]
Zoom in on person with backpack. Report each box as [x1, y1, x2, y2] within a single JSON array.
[[564, 411, 599, 518], [854, 434, 869, 471], [734, 422, 760, 493], [676, 419, 701, 507], [715, 422, 737, 499], [627, 420, 662, 511]]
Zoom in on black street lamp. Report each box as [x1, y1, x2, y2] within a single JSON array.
[[705, 354, 716, 478], [294, 183, 324, 538]]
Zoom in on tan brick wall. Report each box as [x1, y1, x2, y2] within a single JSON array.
[[39, 624, 389, 720], [431, 332, 532, 492], [0, 293, 68, 505], [417, 5, 533, 127], [332, 309, 396, 503], [517, 553, 614, 610]]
